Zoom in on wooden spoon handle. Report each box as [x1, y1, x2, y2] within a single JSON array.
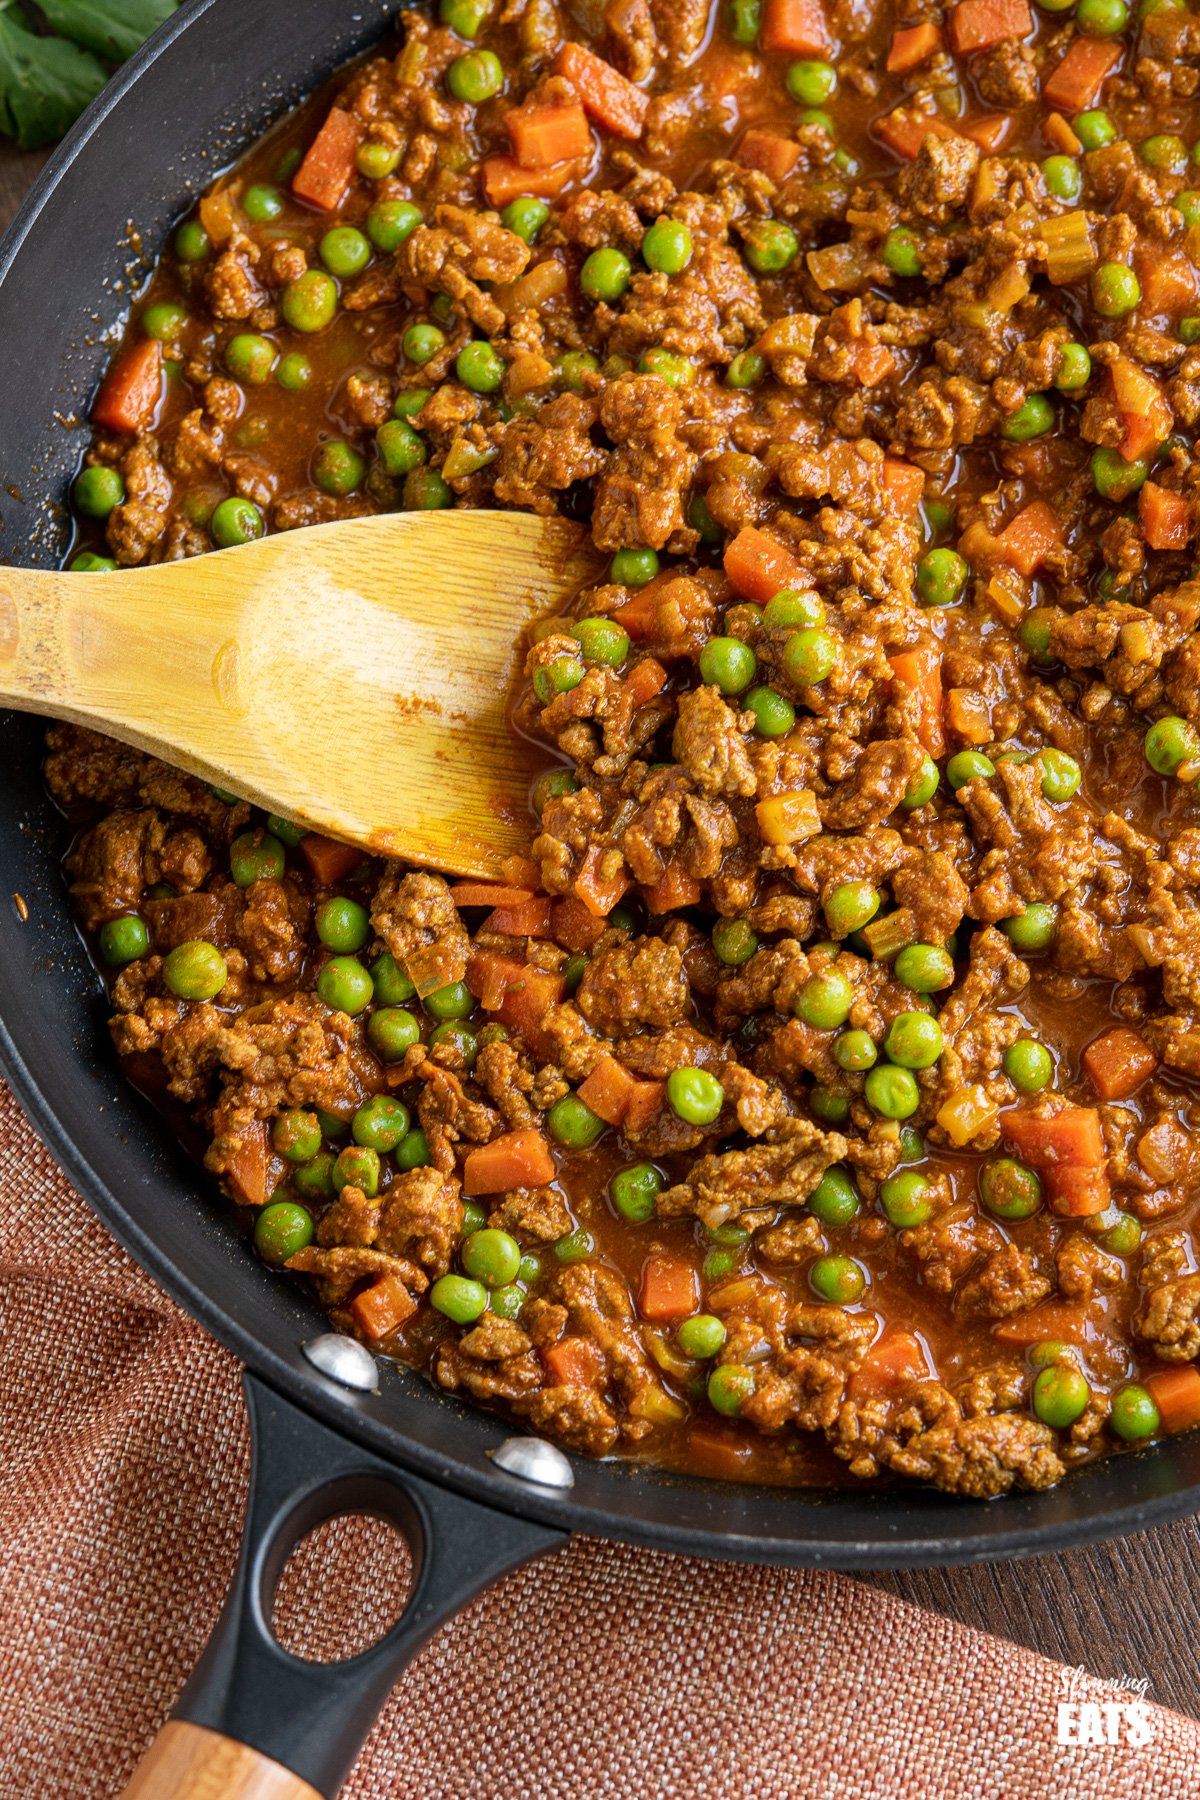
[[119, 1722, 322, 1800]]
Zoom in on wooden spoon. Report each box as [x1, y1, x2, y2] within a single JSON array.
[[0, 510, 598, 881]]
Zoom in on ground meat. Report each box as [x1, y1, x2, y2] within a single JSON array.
[[576, 936, 689, 1034], [671, 686, 756, 797], [1135, 1275, 1200, 1361], [658, 1117, 847, 1228], [376, 1167, 464, 1274], [370, 867, 469, 996]]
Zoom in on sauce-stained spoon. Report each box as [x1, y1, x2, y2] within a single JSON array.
[[0, 510, 598, 880]]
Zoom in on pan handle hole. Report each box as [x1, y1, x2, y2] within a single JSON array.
[[270, 1511, 413, 1663]]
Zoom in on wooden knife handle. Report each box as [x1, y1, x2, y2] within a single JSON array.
[[119, 1722, 323, 1800]]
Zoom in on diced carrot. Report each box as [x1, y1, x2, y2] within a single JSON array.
[[685, 1424, 755, 1479], [1111, 356, 1174, 462], [1043, 111, 1082, 155], [1042, 39, 1122, 113], [542, 1335, 607, 1388], [1050, 1164, 1112, 1217], [1136, 249, 1198, 316], [623, 656, 668, 707], [556, 42, 648, 139], [613, 578, 710, 657], [960, 112, 1011, 153], [623, 1078, 665, 1135], [482, 154, 579, 208], [1145, 1366, 1200, 1435], [887, 22, 943, 71], [292, 107, 361, 211], [484, 897, 555, 936], [224, 1122, 269, 1208], [462, 1127, 556, 1195], [723, 525, 808, 602], [507, 102, 591, 170], [501, 853, 542, 888], [888, 642, 945, 758], [577, 1053, 638, 1126], [854, 342, 896, 387], [874, 108, 959, 161], [91, 337, 164, 435], [992, 500, 1062, 576], [451, 882, 539, 909], [1082, 1027, 1159, 1100], [881, 456, 925, 514], [993, 1300, 1096, 1346], [573, 844, 630, 917], [761, 0, 833, 56], [1003, 1104, 1106, 1169], [949, 0, 1032, 55], [642, 865, 703, 914], [298, 834, 364, 885], [848, 1327, 930, 1398], [466, 948, 565, 1033], [639, 1254, 700, 1323], [350, 1273, 417, 1341], [613, 573, 672, 637], [736, 127, 802, 184], [550, 894, 609, 952], [1140, 482, 1193, 553]]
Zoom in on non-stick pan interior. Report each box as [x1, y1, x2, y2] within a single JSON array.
[[4, 0, 1200, 1566]]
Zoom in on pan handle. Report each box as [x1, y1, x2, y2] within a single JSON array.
[[117, 1371, 567, 1800]]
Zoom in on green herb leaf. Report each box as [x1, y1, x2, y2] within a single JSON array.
[[36, 0, 179, 65], [0, 12, 107, 149]]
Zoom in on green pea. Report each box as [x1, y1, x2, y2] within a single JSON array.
[[794, 969, 854, 1031], [293, 1151, 337, 1202], [810, 1085, 850, 1125], [783, 626, 838, 687], [174, 219, 210, 262], [893, 944, 954, 994], [1004, 1038, 1054, 1093], [743, 219, 798, 274], [163, 939, 227, 1001], [222, 332, 276, 386], [547, 1092, 606, 1147], [553, 1227, 595, 1264], [533, 769, 579, 813], [395, 1125, 433, 1170], [678, 1313, 727, 1358], [727, 0, 762, 42], [243, 183, 284, 223], [638, 346, 694, 385], [487, 1284, 524, 1319], [1055, 342, 1091, 392], [272, 1110, 322, 1163], [980, 1156, 1043, 1220], [558, 349, 602, 391], [315, 1109, 350, 1143], [281, 269, 338, 333], [902, 754, 940, 810], [916, 548, 967, 608], [1002, 903, 1058, 953], [743, 685, 796, 738], [611, 546, 659, 587], [824, 880, 880, 938], [699, 635, 757, 695], [428, 1021, 476, 1070], [809, 1165, 860, 1225], [571, 617, 630, 667], [70, 552, 117, 572], [356, 139, 402, 179], [1037, 748, 1081, 802], [765, 590, 825, 630], [1177, 189, 1200, 228], [881, 225, 922, 279], [1074, 108, 1116, 150], [1100, 1210, 1143, 1255], [211, 494, 265, 548], [786, 57, 837, 104], [447, 47, 504, 101], [98, 915, 149, 965], [372, 418, 425, 480], [332, 1144, 380, 1197], [883, 1011, 943, 1070], [367, 199, 423, 253], [501, 196, 550, 243], [1144, 715, 1199, 775], [367, 1007, 421, 1063], [1002, 393, 1054, 442], [392, 389, 431, 423], [1110, 1384, 1161, 1441], [461, 1227, 522, 1288], [666, 1066, 725, 1125], [276, 352, 313, 391], [642, 217, 693, 274], [317, 956, 374, 1015], [431, 1272, 489, 1322], [898, 1125, 924, 1163], [1091, 261, 1140, 318], [1042, 155, 1082, 203], [610, 1161, 663, 1222], [1092, 446, 1149, 501], [1033, 1363, 1090, 1428], [532, 653, 584, 702], [367, 953, 414, 1006], [254, 1201, 313, 1264], [832, 1028, 876, 1073], [581, 247, 633, 302], [1077, 0, 1128, 28], [947, 751, 995, 791], [688, 492, 722, 545], [313, 440, 366, 497], [230, 830, 285, 888], [142, 300, 187, 342], [880, 1170, 934, 1228], [712, 917, 758, 965], [1140, 132, 1188, 174], [863, 1064, 920, 1119], [810, 1253, 866, 1305], [456, 339, 506, 393], [440, 0, 493, 33], [422, 982, 471, 1024], [707, 1363, 755, 1415], [404, 466, 454, 510], [798, 107, 834, 135], [726, 348, 766, 388], [404, 322, 447, 368], [463, 1202, 489, 1237], [350, 1095, 409, 1152], [316, 227, 369, 281], [74, 464, 125, 519]]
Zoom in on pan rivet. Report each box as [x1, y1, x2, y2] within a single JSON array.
[[302, 1333, 378, 1392], [491, 1436, 575, 1490]]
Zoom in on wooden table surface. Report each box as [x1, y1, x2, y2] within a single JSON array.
[[4, 138, 1200, 1724]]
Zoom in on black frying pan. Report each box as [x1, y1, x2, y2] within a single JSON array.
[[2, 2, 1200, 1794]]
